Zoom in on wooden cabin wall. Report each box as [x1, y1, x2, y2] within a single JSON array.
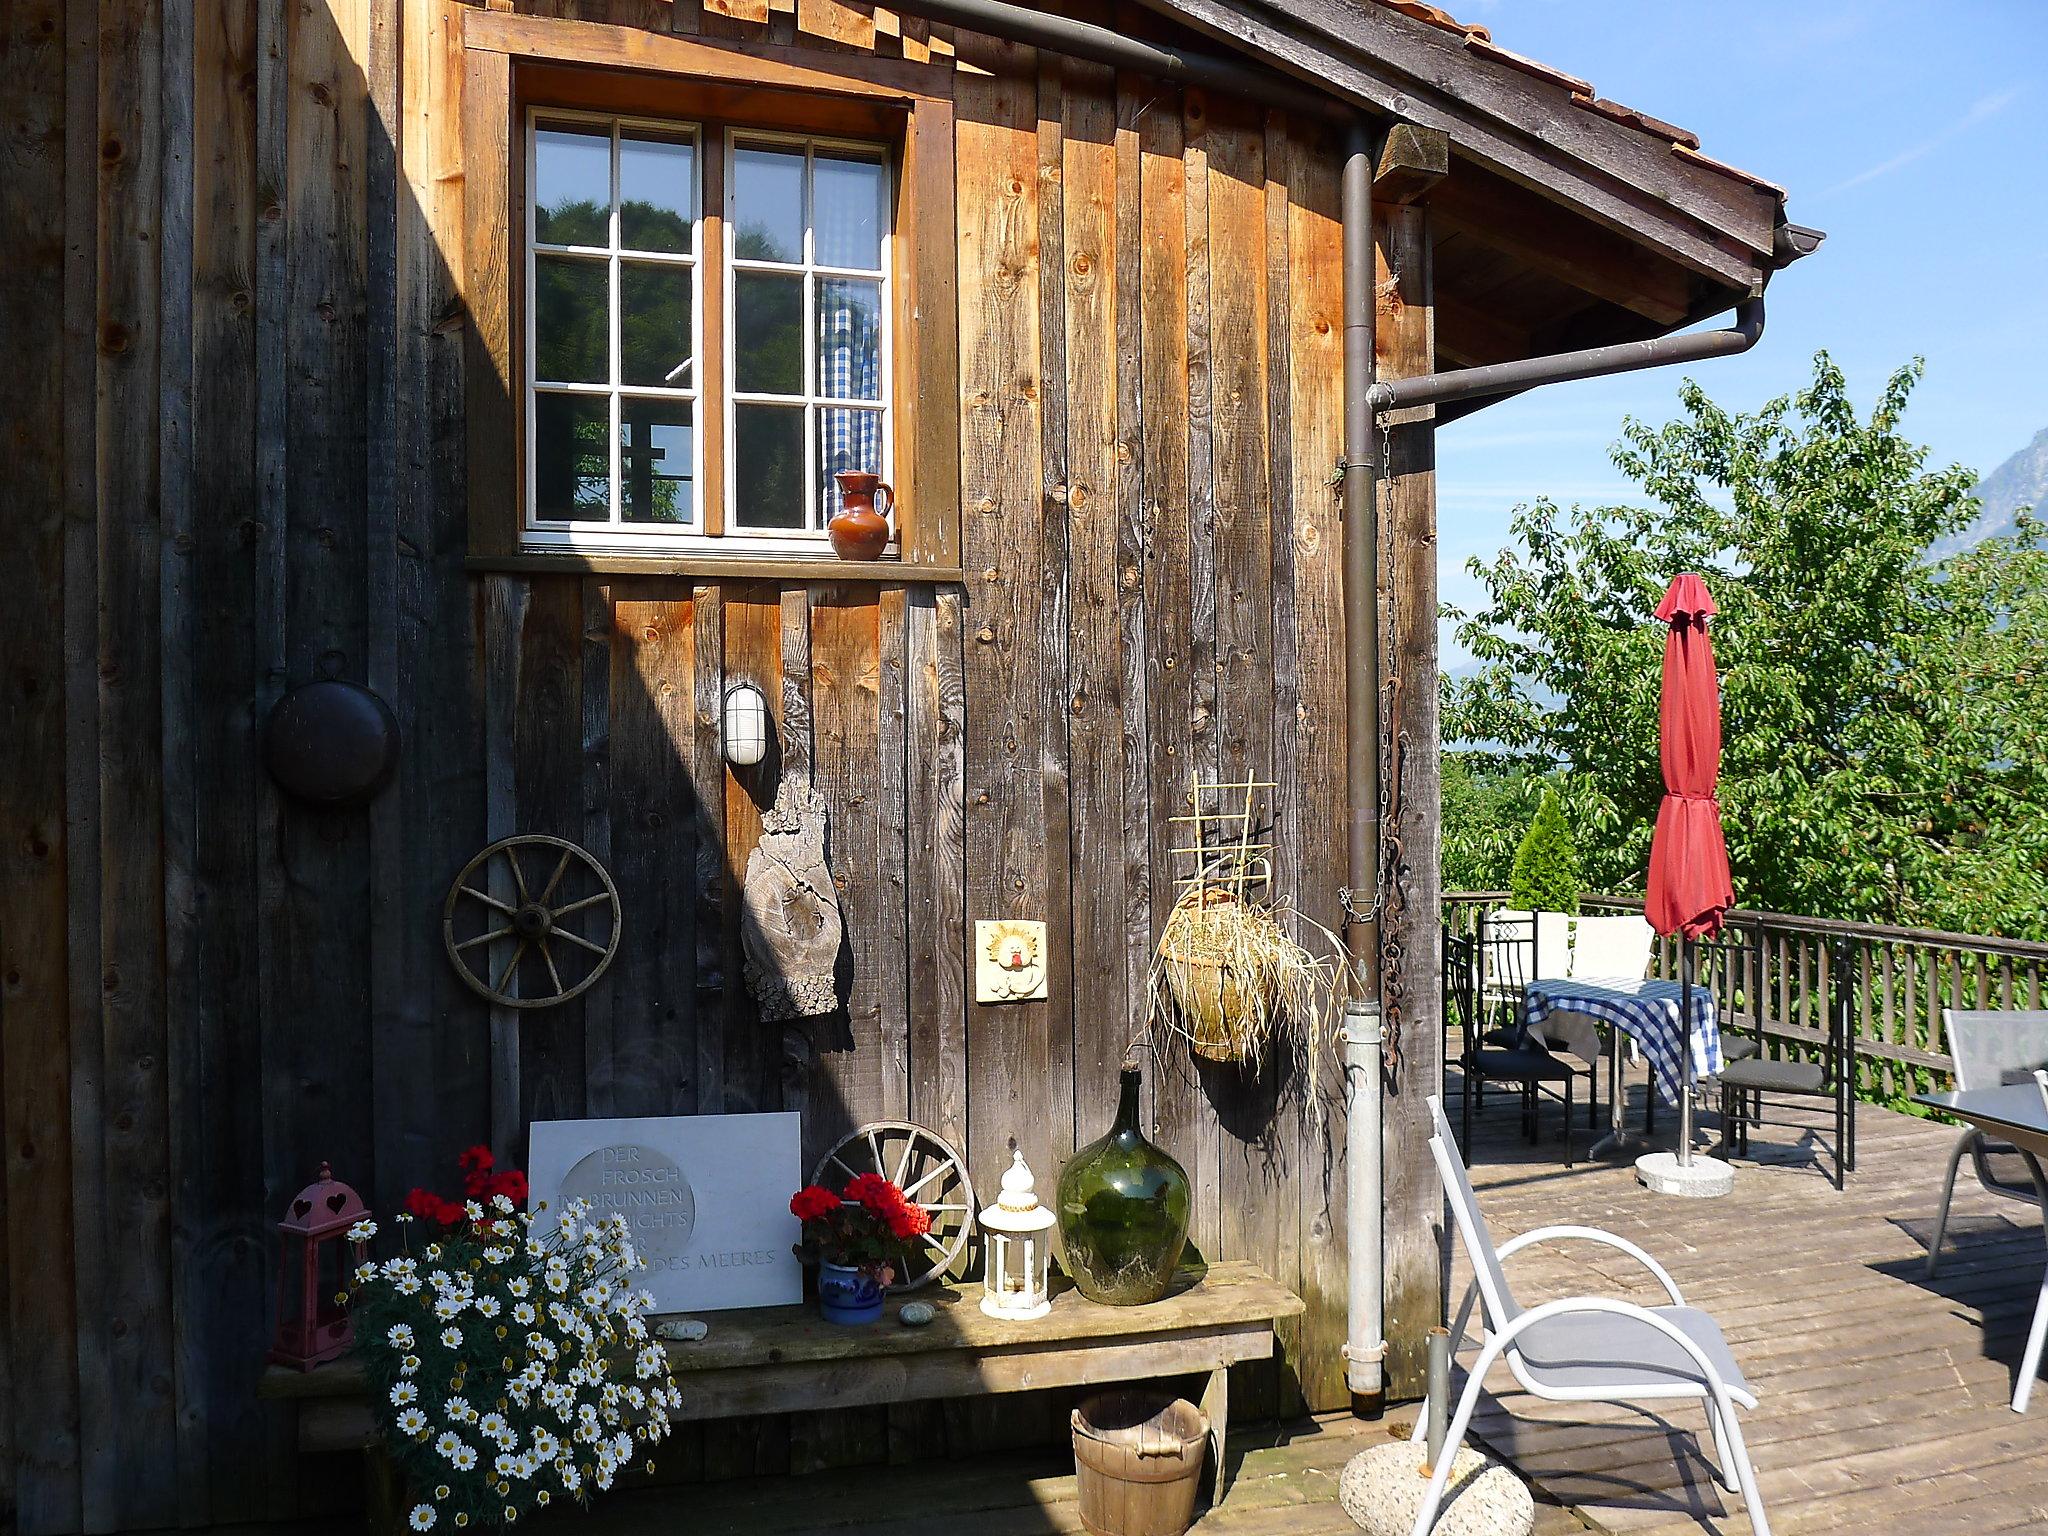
[[0, 0, 1389, 1529]]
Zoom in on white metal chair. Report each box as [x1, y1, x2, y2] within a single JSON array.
[[1413, 1095, 1771, 1536], [1928, 1009, 2048, 1277]]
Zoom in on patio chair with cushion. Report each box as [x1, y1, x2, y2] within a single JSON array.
[[1414, 1094, 1771, 1536], [1445, 929, 1582, 1165], [1928, 1008, 2048, 1277], [1714, 936, 1855, 1187]]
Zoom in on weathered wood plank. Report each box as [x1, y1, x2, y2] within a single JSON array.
[[902, 99, 960, 569], [1372, 191, 1441, 1401], [96, 0, 179, 1516], [582, 580, 618, 1115], [874, 588, 912, 1124], [955, 34, 1055, 1189], [0, 0, 83, 1518], [606, 586, 700, 1118], [1205, 94, 1284, 1419], [1060, 58, 1133, 1137], [795, 0, 875, 49], [513, 578, 588, 1124], [905, 585, 967, 1155], [1034, 56, 1077, 1172], [1283, 118, 1351, 1415], [689, 584, 726, 1113], [1134, 73, 1200, 1222]]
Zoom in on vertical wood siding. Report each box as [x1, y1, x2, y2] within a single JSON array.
[[0, 0, 1435, 1524]]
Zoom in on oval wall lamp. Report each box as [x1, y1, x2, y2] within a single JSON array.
[[722, 681, 772, 767]]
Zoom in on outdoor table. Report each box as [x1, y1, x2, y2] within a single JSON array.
[[1915, 1083, 2048, 1412], [1526, 975, 1722, 1160]]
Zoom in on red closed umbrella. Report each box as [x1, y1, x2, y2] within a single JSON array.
[[1645, 573, 1733, 1167], [1646, 573, 1734, 941]]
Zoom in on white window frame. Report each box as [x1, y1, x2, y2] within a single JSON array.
[[723, 126, 895, 544], [521, 111, 898, 556], [523, 107, 706, 552]]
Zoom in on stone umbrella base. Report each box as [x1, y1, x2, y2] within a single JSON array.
[[1339, 1438, 1534, 1536]]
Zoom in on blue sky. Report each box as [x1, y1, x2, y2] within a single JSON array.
[[1434, 0, 2048, 664]]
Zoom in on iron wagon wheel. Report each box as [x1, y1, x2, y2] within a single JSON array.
[[811, 1122, 977, 1291], [443, 834, 621, 1010]]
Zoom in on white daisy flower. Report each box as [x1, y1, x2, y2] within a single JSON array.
[[493, 1454, 519, 1480], [491, 1193, 515, 1214], [441, 1327, 462, 1349], [390, 1381, 419, 1407], [479, 1412, 507, 1441], [474, 1296, 500, 1319], [465, 1200, 484, 1220], [444, 1396, 474, 1423], [388, 1324, 416, 1350], [451, 1444, 479, 1472], [347, 1218, 378, 1242], [435, 1432, 461, 1458], [354, 1262, 377, 1285], [512, 1302, 536, 1326], [395, 1275, 423, 1296], [408, 1504, 435, 1531], [400, 1354, 421, 1376], [507, 1276, 531, 1298], [424, 1243, 442, 1261], [396, 1408, 429, 1437]]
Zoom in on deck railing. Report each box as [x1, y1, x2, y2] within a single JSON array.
[[1443, 892, 2048, 1105]]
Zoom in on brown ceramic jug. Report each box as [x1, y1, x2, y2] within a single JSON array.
[[829, 471, 894, 561]]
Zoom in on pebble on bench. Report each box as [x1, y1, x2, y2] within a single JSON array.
[[897, 1301, 936, 1328], [654, 1318, 709, 1343]]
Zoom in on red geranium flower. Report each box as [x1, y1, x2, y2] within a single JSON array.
[[841, 1173, 899, 1211], [790, 1185, 843, 1223], [885, 1201, 932, 1240]]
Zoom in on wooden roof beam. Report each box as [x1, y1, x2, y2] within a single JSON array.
[[1426, 161, 1697, 328], [1434, 292, 1531, 370], [1373, 122, 1448, 206]]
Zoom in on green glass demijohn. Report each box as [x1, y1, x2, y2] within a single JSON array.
[[1056, 1058, 1191, 1305]]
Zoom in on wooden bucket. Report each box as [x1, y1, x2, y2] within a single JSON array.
[[1070, 1390, 1210, 1536]]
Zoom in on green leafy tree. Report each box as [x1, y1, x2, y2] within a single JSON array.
[[1445, 354, 2048, 940], [1442, 754, 1552, 893], [1509, 786, 1583, 913]]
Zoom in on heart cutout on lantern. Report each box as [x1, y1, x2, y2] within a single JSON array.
[[293, 1199, 313, 1218], [327, 1192, 349, 1213]]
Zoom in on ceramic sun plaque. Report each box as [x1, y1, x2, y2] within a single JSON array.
[[527, 1112, 803, 1313]]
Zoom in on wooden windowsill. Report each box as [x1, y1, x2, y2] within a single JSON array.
[[467, 552, 964, 584]]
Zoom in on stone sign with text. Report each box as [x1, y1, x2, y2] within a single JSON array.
[[527, 1112, 802, 1313]]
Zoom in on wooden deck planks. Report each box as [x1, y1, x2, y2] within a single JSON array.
[[1446, 1063, 2048, 1535]]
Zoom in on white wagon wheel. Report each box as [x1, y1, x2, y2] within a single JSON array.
[[811, 1122, 976, 1291], [443, 834, 621, 1009]]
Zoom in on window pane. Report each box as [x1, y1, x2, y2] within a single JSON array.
[[814, 152, 885, 270], [619, 132, 695, 254], [734, 404, 805, 529], [534, 394, 612, 521], [818, 407, 885, 523], [620, 399, 695, 525], [534, 255, 608, 385], [534, 125, 610, 247], [732, 144, 805, 264], [733, 271, 803, 395], [620, 262, 694, 389], [816, 279, 882, 402]]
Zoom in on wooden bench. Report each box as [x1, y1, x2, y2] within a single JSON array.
[[261, 1261, 1301, 1518]]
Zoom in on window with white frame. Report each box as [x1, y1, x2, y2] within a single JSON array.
[[523, 109, 893, 552]]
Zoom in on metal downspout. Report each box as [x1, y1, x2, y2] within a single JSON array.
[[1340, 118, 1387, 1416]]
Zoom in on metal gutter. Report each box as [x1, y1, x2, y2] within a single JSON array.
[[1368, 296, 1767, 416], [878, 0, 1352, 123]]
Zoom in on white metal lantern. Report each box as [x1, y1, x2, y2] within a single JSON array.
[[979, 1149, 1056, 1321], [721, 681, 771, 767]]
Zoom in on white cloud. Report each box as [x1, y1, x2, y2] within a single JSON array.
[[1823, 86, 2024, 197]]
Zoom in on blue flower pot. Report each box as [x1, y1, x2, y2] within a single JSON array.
[[818, 1262, 886, 1325]]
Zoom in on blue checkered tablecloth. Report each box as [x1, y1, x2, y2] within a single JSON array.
[[1524, 976, 1721, 1105]]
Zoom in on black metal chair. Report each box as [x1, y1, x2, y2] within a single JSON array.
[[1445, 927, 1581, 1166], [1713, 934, 1856, 1188], [1475, 909, 1600, 1133]]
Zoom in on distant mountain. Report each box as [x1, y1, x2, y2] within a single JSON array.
[[1944, 426, 2048, 552]]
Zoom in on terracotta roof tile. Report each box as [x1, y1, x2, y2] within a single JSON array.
[[1361, 0, 1781, 200]]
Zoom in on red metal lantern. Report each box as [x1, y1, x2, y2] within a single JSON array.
[[270, 1163, 369, 1370]]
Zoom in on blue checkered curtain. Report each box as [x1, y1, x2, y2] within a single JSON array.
[[818, 283, 883, 520]]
